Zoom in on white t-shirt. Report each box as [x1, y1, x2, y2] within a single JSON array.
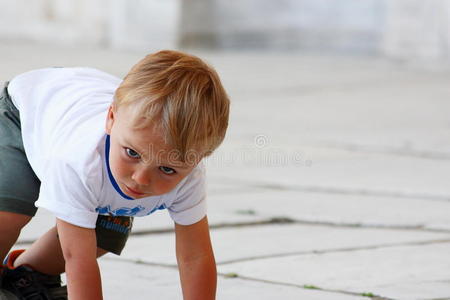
[[7, 67, 207, 228]]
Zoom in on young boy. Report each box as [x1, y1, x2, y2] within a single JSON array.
[[0, 50, 230, 299]]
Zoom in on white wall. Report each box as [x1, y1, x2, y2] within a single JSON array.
[[382, 0, 450, 62], [0, 0, 108, 45], [0, 0, 180, 50], [210, 0, 385, 53], [108, 0, 180, 51], [0, 0, 449, 65]]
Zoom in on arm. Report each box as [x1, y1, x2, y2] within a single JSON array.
[[175, 216, 217, 300], [56, 218, 103, 300]]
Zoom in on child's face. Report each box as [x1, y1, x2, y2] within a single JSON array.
[[105, 104, 199, 199]]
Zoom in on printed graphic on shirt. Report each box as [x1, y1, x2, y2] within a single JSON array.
[[96, 204, 167, 216]]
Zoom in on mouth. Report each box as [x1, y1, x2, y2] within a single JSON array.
[[124, 184, 146, 197]]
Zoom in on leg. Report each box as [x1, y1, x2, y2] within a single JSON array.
[[0, 84, 41, 262], [10, 215, 133, 275], [14, 226, 108, 275], [0, 211, 31, 262]]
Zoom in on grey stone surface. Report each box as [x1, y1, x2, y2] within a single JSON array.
[[2, 41, 450, 299], [206, 148, 450, 199], [98, 258, 368, 300], [206, 189, 450, 230], [18, 209, 56, 243], [116, 225, 449, 266], [218, 243, 450, 300]]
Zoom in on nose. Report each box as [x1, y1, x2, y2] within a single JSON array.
[[131, 167, 151, 186]]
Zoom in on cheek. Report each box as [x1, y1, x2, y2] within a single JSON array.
[[109, 149, 129, 179]]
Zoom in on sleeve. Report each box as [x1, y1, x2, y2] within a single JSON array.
[[167, 163, 207, 226], [36, 159, 100, 228]]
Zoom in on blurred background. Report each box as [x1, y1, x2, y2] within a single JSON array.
[[0, 0, 449, 66], [2, 1, 450, 299]]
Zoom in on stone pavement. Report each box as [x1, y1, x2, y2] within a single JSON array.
[[2, 42, 450, 300]]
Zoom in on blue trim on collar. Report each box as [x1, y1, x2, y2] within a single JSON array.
[[105, 134, 134, 200]]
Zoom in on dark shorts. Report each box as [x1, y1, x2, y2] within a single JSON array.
[[0, 82, 131, 255]]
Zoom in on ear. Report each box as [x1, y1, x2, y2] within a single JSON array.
[[105, 105, 115, 135]]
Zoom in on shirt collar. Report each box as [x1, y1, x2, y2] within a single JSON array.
[[105, 134, 134, 200]]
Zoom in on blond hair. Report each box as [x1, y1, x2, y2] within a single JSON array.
[[113, 50, 230, 162]]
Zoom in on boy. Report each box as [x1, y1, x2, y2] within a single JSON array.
[[0, 50, 230, 299]]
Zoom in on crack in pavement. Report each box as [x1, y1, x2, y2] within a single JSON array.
[[129, 216, 450, 237], [12, 217, 295, 246], [219, 274, 395, 300], [15, 220, 446, 300], [101, 256, 394, 300], [211, 176, 450, 203], [216, 238, 450, 265], [288, 219, 450, 234], [14, 216, 450, 246]]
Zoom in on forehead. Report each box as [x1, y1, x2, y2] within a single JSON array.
[[116, 106, 168, 149], [124, 129, 169, 157], [114, 104, 203, 167]]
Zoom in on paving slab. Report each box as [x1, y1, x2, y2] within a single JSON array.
[[222, 85, 450, 155], [114, 224, 449, 266], [206, 145, 450, 199], [211, 53, 450, 156], [218, 243, 450, 300], [205, 190, 450, 231], [97, 257, 368, 300]]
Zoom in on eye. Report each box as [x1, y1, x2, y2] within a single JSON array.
[[125, 148, 140, 159], [159, 166, 176, 175]]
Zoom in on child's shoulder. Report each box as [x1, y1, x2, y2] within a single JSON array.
[[12, 67, 119, 84], [9, 67, 121, 102], [175, 161, 206, 195]]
